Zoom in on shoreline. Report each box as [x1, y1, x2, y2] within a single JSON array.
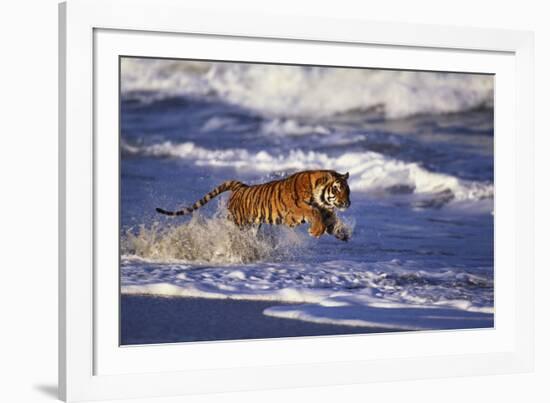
[[121, 294, 399, 345]]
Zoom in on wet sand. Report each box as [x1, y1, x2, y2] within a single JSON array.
[[120, 295, 398, 345]]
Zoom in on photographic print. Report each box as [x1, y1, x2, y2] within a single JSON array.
[[119, 57, 494, 345]]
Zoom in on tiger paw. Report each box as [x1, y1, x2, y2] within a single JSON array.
[[333, 224, 351, 241]]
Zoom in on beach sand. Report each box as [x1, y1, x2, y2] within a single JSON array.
[[121, 295, 398, 345]]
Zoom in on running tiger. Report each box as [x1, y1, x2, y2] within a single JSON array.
[[156, 170, 352, 241]]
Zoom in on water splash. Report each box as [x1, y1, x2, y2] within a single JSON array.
[[121, 211, 308, 265]]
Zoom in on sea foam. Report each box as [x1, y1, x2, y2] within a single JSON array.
[[121, 258, 494, 330]]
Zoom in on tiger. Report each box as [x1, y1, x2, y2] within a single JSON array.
[[155, 170, 352, 241]]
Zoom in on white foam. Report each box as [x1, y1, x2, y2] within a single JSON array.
[[260, 118, 331, 136], [123, 140, 493, 206], [121, 58, 493, 119], [262, 301, 493, 330], [121, 258, 494, 330], [120, 59, 212, 99]]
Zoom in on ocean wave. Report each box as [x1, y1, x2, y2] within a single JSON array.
[[121, 258, 493, 330], [121, 58, 493, 119], [260, 118, 331, 136], [122, 140, 493, 207]]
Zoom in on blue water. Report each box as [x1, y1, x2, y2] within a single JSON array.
[[119, 60, 494, 339]]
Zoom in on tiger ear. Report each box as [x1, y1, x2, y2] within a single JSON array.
[[342, 172, 349, 180]]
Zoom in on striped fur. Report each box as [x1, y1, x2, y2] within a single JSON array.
[[156, 170, 351, 240]]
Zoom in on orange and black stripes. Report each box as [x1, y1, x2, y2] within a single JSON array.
[[226, 173, 307, 226]]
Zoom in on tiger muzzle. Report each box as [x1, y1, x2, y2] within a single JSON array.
[[338, 200, 351, 209]]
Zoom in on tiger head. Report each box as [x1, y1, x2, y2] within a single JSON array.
[[315, 171, 351, 211]]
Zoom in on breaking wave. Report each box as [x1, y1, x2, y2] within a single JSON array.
[[122, 140, 494, 207], [121, 58, 493, 119]]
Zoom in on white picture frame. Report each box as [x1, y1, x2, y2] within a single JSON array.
[[59, 0, 534, 401]]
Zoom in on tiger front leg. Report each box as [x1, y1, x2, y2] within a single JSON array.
[[284, 206, 325, 237], [305, 208, 326, 238], [284, 204, 326, 238]]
